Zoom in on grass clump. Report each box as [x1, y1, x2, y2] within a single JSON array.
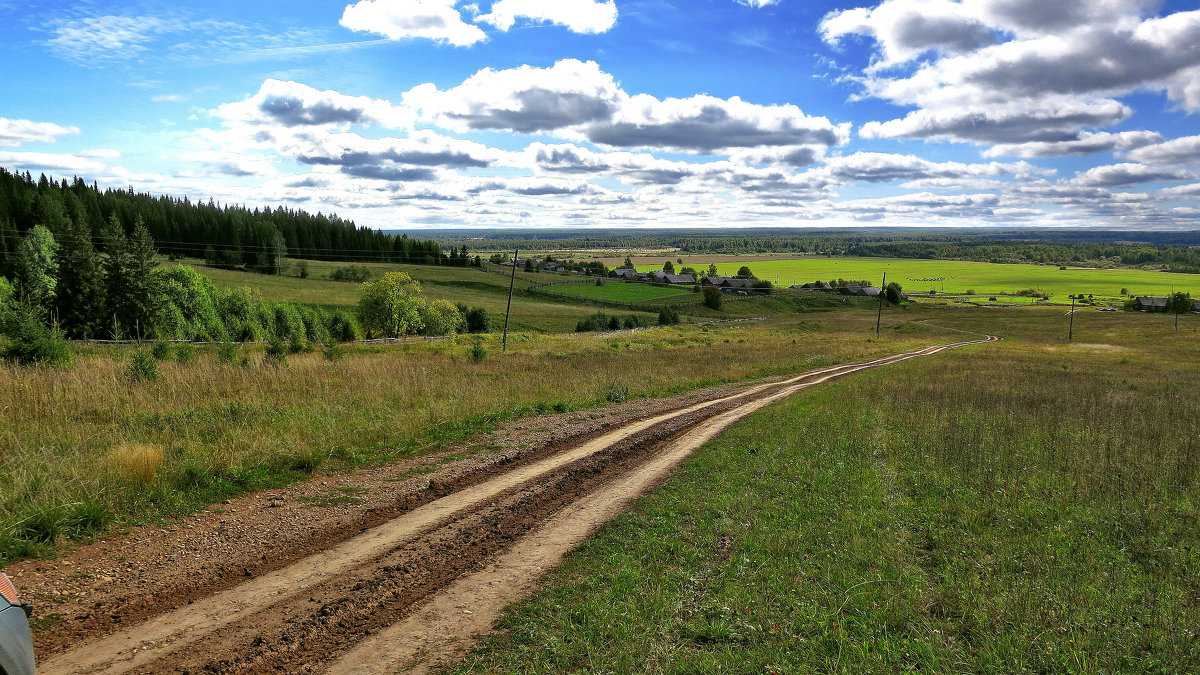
[[106, 443, 165, 485]]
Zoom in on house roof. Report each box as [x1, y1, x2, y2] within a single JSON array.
[[703, 275, 731, 285], [723, 278, 756, 288], [664, 273, 695, 284], [1137, 296, 1168, 307]]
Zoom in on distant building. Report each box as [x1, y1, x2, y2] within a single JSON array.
[[663, 273, 695, 285], [796, 281, 833, 291], [702, 275, 731, 286], [1134, 296, 1168, 312], [609, 268, 639, 280], [838, 285, 880, 297], [722, 278, 757, 290]]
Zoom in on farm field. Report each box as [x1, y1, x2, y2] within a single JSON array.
[[631, 256, 1200, 299], [448, 307, 1200, 673], [542, 280, 695, 303]]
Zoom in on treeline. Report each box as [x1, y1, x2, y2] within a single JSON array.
[[0, 216, 363, 366], [0, 168, 463, 275], [433, 228, 1200, 273]]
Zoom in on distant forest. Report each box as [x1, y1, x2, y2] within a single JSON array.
[[430, 229, 1200, 274], [0, 168, 455, 276]]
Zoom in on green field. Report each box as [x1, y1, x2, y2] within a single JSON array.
[[637, 256, 1200, 299], [542, 281, 695, 303], [448, 307, 1200, 673], [188, 259, 658, 333]]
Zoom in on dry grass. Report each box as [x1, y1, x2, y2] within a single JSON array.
[[0, 307, 947, 562], [104, 444, 165, 485]]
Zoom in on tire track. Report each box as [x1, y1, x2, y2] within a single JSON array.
[[40, 335, 997, 675]]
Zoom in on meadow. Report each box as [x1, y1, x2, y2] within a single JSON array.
[[192, 259, 658, 333], [538, 281, 695, 304], [627, 256, 1200, 299], [448, 307, 1200, 673], [0, 305, 945, 564]]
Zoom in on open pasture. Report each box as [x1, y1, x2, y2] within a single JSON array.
[[189, 260, 641, 333], [634, 256, 1200, 299], [543, 281, 695, 304]]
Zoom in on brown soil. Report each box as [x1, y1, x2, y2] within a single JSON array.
[[12, 336, 995, 674]]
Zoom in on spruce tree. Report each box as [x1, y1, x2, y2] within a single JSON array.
[[54, 215, 105, 338]]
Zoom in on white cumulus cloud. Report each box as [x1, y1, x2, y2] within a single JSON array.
[[341, 0, 487, 46], [477, 0, 618, 33], [0, 118, 81, 148]]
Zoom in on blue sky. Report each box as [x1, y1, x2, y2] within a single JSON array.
[[2, 0, 1199, 230]]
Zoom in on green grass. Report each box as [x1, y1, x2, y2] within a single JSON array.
[[635, 256, 1200, 300], [447, 308, 1200, 674], [543, 281, 695, 303], [188, 259, 652, 333], [1, 306, 950, 565]]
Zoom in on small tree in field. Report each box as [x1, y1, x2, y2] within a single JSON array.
[[703, 287, 722, 310], [736, 265, 754, 278], [885, 282, 904, 304], [663, 260, 675, 274], [707, 263, 718, 277], [1167, 291, 1193, 329], [358, 271, 424, 338]]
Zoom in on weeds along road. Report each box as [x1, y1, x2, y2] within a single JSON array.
[[38, 334, 998, 675]]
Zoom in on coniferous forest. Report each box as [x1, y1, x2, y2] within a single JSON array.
[[0, 168, 463, 355]]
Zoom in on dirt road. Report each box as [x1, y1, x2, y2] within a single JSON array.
[[22, 335, 996, 674]]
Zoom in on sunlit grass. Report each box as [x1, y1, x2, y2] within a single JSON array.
[[0, 308, 941, 563], [448, 308, 1200, 674]]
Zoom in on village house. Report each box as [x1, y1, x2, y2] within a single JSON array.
[[1134, 296, 1168, 312], [794, 281, 834, 291], [838, 285, 880, 297]]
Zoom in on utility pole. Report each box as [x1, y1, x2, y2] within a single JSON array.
[[502, 248, 518, 352], [876, 272, 886, 338], [1068, 294, 1075, 341]]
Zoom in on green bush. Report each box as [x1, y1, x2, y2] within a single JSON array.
[[576, 312, 614, 332], [151, 339, 172, 360], [174, 343, 198, 364], [297, 305, 331, 344], [469, 336, 487, 363], [657, 307, 680, 326], [703, 287, 722, 310], [264, 337, 288, 369], [2, 306, 73, 367], [464, 306, 491, 333], [329, 265, 371, 282], [125, 349, 160, 382], [322, 341, 344, 361], [272, 303, 307, 346], [217, 341, 239, 364], [327, 311, 361, 342]]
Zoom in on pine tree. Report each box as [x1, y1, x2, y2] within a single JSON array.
[[54, 215, 105, 338]]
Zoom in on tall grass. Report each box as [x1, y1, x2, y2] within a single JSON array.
[[0, 309, 934, 563], [448, 309, 1200, 674]]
